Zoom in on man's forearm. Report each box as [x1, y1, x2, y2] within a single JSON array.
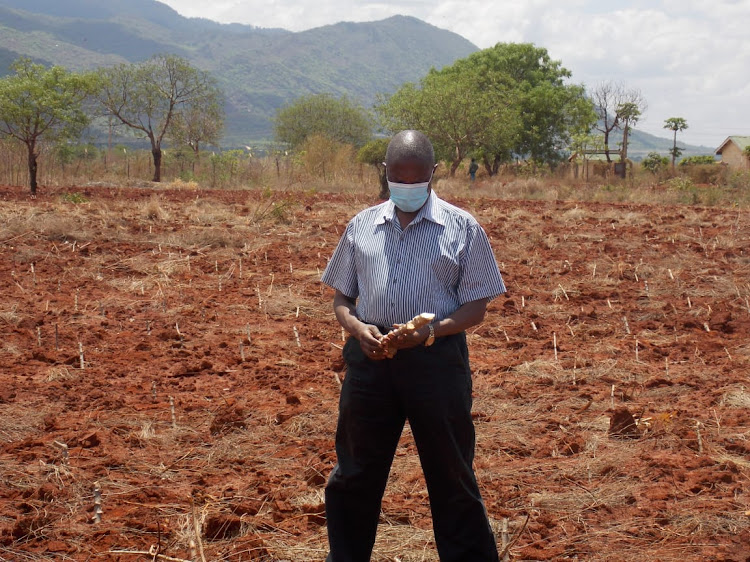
[[333, 290, 365, 338], [432, 298, 488, 338]]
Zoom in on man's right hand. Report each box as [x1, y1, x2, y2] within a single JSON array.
[[355, 324, 387, 360]]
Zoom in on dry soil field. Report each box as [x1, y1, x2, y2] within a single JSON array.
[[0, 183, 748, 561]]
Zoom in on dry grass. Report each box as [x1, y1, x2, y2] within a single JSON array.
[[1, 180, 748, 561]]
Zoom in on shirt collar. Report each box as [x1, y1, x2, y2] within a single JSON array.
[[373, 190, 445, 227]]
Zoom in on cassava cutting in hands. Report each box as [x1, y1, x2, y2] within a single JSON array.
[[379, 312, 435, 358]]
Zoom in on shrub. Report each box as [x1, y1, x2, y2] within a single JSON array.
[[679, 155, 716, 166], [641, 152, 669, 174], [60, 192, 89, 204]]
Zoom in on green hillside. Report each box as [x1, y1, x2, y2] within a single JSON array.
[[627, 129, 715, 160], [0, 0, 477, 144]]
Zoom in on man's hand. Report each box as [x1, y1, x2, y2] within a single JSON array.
[[381, 323, 429, 352], [354, 324, 387, 360]]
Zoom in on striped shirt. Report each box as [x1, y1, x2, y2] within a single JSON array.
[[321, 191, 506, 327]]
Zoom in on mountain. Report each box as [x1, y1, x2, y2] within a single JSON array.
[[627, 129, 715, 160], [0, 0, 478, 145]]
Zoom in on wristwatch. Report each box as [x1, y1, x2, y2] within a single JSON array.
[[424, 323, 435, 347]]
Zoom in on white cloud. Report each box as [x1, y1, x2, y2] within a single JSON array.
[[160, 0, 750, 147]]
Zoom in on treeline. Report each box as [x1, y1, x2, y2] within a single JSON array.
[[0, 54, 222, 194], [1, 42, 702, 195]]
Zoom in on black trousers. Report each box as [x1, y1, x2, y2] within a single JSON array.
[[325, 332, 499, 562]]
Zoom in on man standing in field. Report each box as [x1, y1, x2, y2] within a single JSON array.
[[321, 130, 506, 561], [469, 157, 479, 182]]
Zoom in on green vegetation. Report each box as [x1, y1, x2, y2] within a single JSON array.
[[377, 43, 595, 176], [664, 117, 688, 171], [642, 152, 669, 174], [60, 191, 89, 204], [679, 155, 715, 166], [273, 93, 372, 150], [0, 58, 98, 194]]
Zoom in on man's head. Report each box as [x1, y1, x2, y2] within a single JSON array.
[[385, 130, 436, 185]]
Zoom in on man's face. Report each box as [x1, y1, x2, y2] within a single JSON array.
[[385, 159, 435, 185]]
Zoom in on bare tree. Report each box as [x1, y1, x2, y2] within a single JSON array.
[[590, 81, 647, 163], [97, 54, 222, 182]]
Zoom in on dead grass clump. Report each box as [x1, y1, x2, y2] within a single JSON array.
[[165, 178, 200, 190], [0, 304, 21, 326], [141, 196, 169, 221], [41, 215, 91, 242], [721, 388, 750, 408], [501, 177, 548, 200]]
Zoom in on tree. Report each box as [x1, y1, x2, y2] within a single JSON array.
[[168, 88, 224, 163], [377, 43, 594, 176], [0, 58, 97, 195], [590, 81, 647, 163], [97, 54, 223, 182], [377, 73, 500, 175], [273, 93, 372, 150], [357, 138, 389, 198], [617, 102, 641, 164], [663, 117, 688, 172]]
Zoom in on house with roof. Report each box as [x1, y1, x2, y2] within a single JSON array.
[[715, 136, 750, 170]]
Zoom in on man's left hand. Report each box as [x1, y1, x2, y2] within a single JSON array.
[[381, 324, 429, 351]]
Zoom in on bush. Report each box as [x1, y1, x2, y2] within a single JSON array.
[[681, 164, 725, 185], [679, 155, 716, 166], [641, 152, 669, 174]]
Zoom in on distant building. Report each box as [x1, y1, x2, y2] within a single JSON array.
[[715, 136, 750, 170]]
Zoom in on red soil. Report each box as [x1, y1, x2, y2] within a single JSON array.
[[0, 184, 748, 561]]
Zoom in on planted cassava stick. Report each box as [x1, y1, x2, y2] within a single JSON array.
[[53, 440, 69, 464], [169, 396, 177, 429], [93, 482, 103, 523], [553, 332, 558, 361], [79, 342, 85, 369], [293, 326, 301, 348], [36, 327, 41, 347], [380, 313, 435, 358]]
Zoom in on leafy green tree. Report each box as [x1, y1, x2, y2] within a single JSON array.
[[377, 43, 594, 175], [97, 54, 223, 182], [664, 117, 688, 172], [590, 81, 647, 163], [273, 93, 372, 150], [0, 58, 97, 195], [377, 73, 500, 175], [357, 138, 390, 198], [642, 152, 669, 174]]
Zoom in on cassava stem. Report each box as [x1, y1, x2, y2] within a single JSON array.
[[380, 312, 435, 358]]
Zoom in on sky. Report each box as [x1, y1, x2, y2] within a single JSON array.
[[160, 0, 750, 148]]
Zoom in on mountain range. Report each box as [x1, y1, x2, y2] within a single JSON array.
[[0, 0, 714, 156]]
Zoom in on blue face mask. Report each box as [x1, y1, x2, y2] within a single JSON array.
[[387, 173, 432, 212]]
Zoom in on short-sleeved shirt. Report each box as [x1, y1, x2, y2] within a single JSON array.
[[321, 191, 506, 327]]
